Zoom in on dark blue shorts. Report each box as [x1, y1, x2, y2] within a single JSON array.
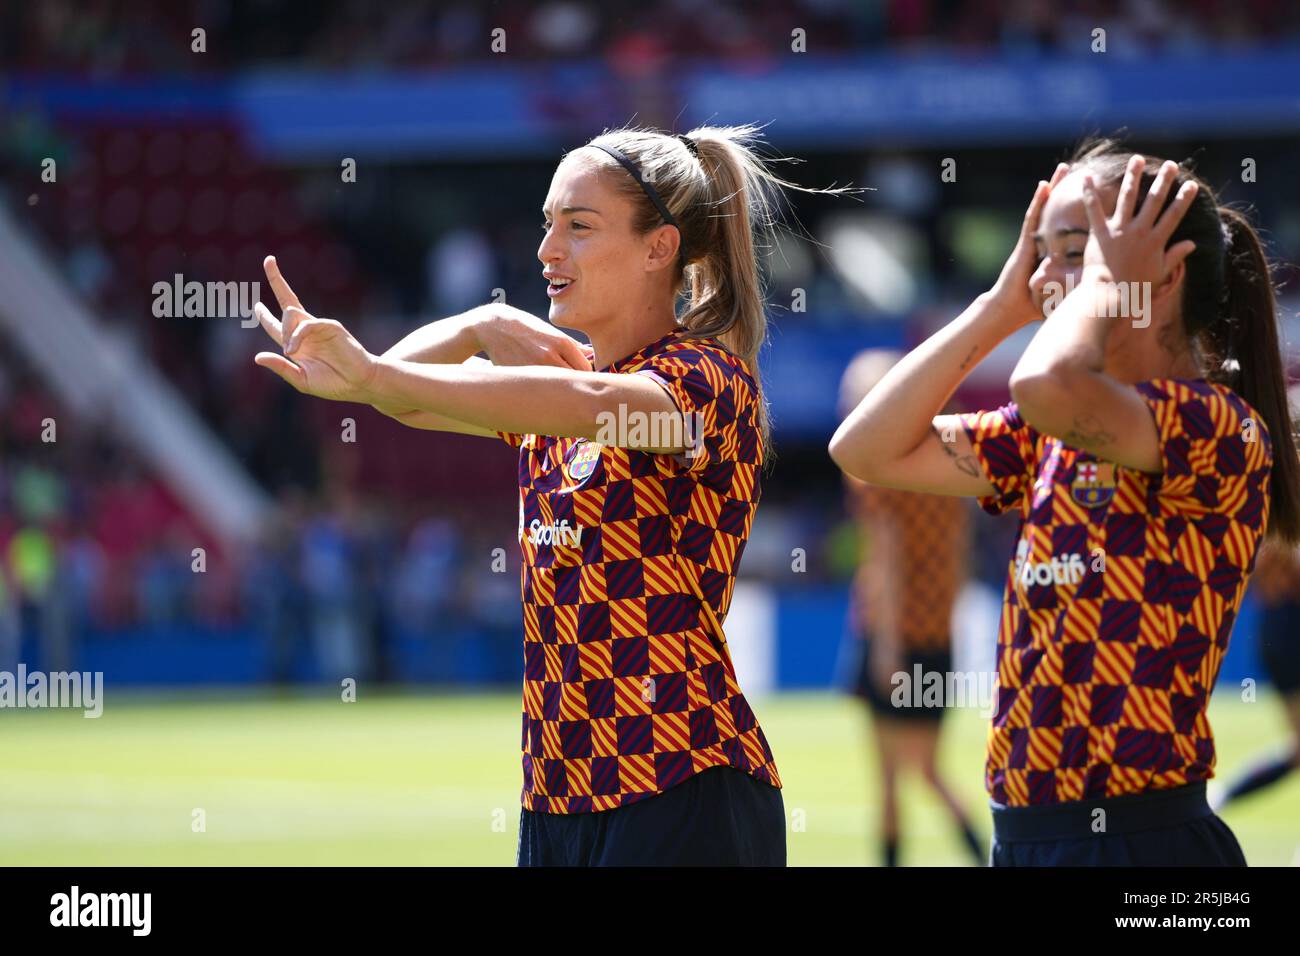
[[1259, 601, 1300, 694], [852, 639, 953, 724], [517, 766, 786, 866], [989, 781, 1246, 867]]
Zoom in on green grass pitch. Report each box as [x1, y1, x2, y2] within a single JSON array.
[[2, 690, 1296, 865]]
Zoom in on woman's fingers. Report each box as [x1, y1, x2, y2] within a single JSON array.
[[263, 256, 303, 313], [255, 294, 311, 348], [254, 351, 307, 391], [284, 315, 335, 356], [1048, 161, 1070, 188], [254, 302, 283, 346], [1115, 154, 1144, 224], [1154, 179, 1199, 244], [255, 256, 314, 354], [556, 336, 592, 370], [1137, 160, 1179, 227], [281, 305, 311, 347], [1010, 181, 1051, 274], [1080, 174, 1109, 237], [1020, 180, 1050, 240], [990, 179, 1051, 303]]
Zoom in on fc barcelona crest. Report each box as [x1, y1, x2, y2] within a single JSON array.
[[1071, 460, 1116, 507], [565, 440, 602, 484]]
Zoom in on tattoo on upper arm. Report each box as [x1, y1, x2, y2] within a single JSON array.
[[1060, 413, 1117, 449], [957, 345, 979, 371], [931, 424, 983, 478]]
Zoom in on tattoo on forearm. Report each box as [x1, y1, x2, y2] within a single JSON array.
[[958, 345, 979, 371], [1060, 413, 1117, 449], [931, 425, 982, 477]]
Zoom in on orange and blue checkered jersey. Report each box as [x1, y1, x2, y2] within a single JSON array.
[[495, 327, 780, 813], [958, 378, 1273, 807], [845, 480, 970, 653]]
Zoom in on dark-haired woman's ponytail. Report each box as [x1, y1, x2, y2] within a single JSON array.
[[1215, 207, 1300, 544]]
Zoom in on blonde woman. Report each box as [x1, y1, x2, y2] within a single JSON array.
[[254, 126, 841, 866]]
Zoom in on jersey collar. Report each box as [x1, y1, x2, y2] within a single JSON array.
[[597, 327, 687, 374]]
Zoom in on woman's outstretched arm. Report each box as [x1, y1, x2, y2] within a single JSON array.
[[368, 359, 682, 446], [255, 317, 685, 449], [258, 257, 593, 438], [253, 261, 686, 450]]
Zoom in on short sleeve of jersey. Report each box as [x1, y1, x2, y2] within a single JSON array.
[[1135, 379, 1272, 516], [957, 402, 1040, 516], [495, 429, 527, 448], [630, 345, 756, 474]]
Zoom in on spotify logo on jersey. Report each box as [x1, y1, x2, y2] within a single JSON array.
[[527, 519, 584, 547]]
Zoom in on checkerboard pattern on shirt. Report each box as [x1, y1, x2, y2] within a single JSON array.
[[846, 480, 970, 653], [496, 328, 780, 813], [959, 378, 1273, 807]]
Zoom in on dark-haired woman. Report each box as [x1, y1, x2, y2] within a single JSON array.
[[830, 143, 1299, 866]]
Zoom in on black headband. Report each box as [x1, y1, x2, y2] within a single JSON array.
[[588, 143, 679, 229]]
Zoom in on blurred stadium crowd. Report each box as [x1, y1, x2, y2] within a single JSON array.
[[1, 1, 1297, 684], [4, 0, 1300, 72]]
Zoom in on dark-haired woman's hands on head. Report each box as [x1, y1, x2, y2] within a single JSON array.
[[1009, 156, 1199, 472], [1079, 156, 1199, 292], [985, 162, 1070, 329], [828, 168, 1072, 496]]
